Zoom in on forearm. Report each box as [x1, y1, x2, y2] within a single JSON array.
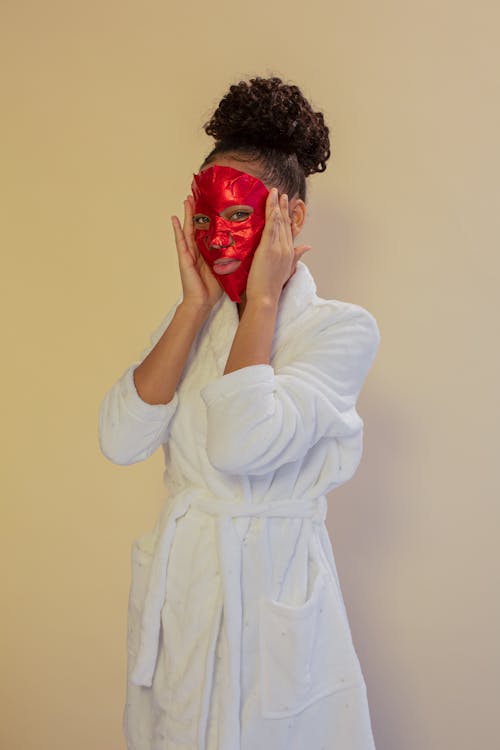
[[133, 302, 210, 404], [224, 298, 278, 374]]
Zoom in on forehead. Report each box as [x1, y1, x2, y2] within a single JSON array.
[[200, 154, 264, 180], [192, 163, 269, 208]]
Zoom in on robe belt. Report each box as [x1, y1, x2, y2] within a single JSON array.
[[130, 488, 327, 747]]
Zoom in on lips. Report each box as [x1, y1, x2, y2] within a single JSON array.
[[213, 258, 242, 275]]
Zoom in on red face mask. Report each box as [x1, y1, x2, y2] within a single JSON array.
[[191, 165, 269, 302]]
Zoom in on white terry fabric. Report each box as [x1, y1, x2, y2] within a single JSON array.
[[98, 262, 381, 750]]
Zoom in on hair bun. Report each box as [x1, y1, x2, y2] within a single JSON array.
[[203, 76, 330, 176]]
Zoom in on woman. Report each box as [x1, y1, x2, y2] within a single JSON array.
[[99, 76, 380, 750]]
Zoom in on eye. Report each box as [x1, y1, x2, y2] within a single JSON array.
[[228, 209, 252, 222], [193, 214, 210, 229]]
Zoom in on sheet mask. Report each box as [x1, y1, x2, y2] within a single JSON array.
[[191, 165, 269, 302]]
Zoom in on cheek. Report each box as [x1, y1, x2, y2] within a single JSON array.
[[234, 227, 261, 250], [194, 230, 210, 253]]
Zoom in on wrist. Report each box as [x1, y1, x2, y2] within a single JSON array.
[[177, 300, 212, 324], [243, 294, 279, 312]]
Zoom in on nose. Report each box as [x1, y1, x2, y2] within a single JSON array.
[[208, 229, 233, 250]]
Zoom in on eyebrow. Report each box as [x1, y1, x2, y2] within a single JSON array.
[[220, 204, 254, 211], [194, 205, 254, 215]]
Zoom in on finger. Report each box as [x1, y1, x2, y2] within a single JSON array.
[[266, 187, 279, 217], [171, 215, 187, 255], [183, 195, 194, 236], [183, 196, 198, 255], [279, 193, 294, 245], [270, 189, 284, 246], [293, 245, 312, 263], [183, 196, 202, 264], [261, 188, 281, 241], [250, 188, 282, 259], [277, 196, 294, 255], [171, 213, 195, 266]]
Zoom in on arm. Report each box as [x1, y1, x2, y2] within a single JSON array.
[[203, 190, 380, 477], [97, 298, 181, 463], [224, 189, 310, 375], [201, 305, 380, 475], [133, 302, 210, 405], [223, 298, 278, 373], [98, 194, 222, 465]]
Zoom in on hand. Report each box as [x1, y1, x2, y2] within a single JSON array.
[[245, 188, 311, 305], [171, 195, 223, 311]]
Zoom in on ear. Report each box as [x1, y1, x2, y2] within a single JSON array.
[[289, 198, 306, 239]]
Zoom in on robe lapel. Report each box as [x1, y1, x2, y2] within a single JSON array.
[[205, 262, 318, 374], [206, 294, 240, 376]]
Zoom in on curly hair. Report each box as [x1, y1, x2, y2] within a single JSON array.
[[201, 76, 331, 201]]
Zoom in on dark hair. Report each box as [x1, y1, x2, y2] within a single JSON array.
[[201, 76, 331, 202]]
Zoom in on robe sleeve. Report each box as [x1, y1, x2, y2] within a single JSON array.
[[98, 297, 182, 465], [200, 306, 380, 476]]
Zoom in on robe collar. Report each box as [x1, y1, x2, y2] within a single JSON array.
[[206, 261, 318, 375]]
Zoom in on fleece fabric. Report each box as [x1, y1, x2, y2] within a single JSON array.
[[98, 261, 381, 750]]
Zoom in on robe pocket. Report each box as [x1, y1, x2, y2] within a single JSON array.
[[259, 568, 363, 719], [127, 531, 156, 660]]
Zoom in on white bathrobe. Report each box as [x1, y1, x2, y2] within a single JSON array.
[[98, 262, 381, 750]]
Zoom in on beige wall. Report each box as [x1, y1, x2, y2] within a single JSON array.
[[2, 1, 499, 748]]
